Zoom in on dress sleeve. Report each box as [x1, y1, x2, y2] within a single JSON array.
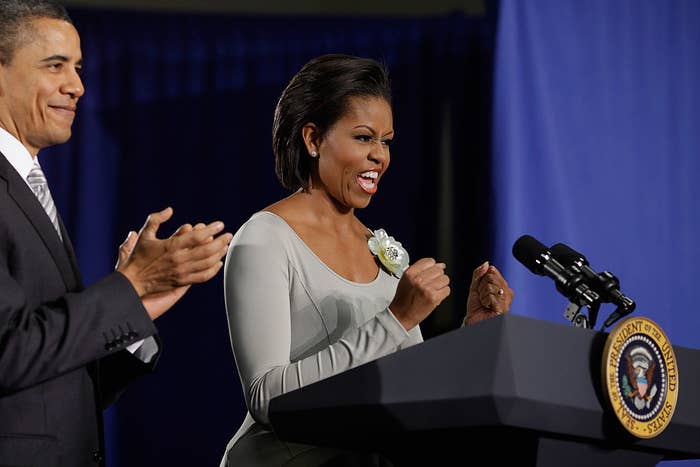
[[399, 323, 424, 349], [224, 216, 420, 425]]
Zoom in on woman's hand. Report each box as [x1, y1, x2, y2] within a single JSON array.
[[389, 258, 451, 331], [465, 261, 514, 325]]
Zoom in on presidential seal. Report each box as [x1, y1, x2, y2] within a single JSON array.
[[602, 316, 679, 438]]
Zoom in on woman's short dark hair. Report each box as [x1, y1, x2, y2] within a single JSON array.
[[0, 0, 72, 65], [272, 54, 392, 191]]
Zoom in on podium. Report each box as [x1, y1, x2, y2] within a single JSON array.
[[269, 314, 700, 466]]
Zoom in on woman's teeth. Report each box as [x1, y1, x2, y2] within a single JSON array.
[[357, 171, 379, 194]]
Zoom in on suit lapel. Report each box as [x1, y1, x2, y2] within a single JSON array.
[[0, 154, 80, 292], [59, 215, 85, 289]]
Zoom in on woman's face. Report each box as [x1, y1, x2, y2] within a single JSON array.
[[313, 96, 393, 210]]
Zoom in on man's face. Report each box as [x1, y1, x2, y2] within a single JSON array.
[[0, 17, 84, 156]]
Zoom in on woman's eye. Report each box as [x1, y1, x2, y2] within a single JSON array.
[[382, 139, 393, 148], [355, 135, 372, 142]]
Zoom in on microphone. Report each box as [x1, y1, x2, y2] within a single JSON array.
[[550, 243, 636, 328], [512, 235, 600, 308]]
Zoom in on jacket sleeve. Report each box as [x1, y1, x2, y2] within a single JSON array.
[[0, 268, 157, 396], [97, 334, 161, 409]]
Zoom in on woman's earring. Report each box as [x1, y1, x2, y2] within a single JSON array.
[[310, 150, 318, 158]]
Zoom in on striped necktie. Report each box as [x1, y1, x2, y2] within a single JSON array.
[[27, 163, 62, 241]]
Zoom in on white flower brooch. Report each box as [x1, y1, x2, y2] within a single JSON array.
[[368, 228, 409, 279]]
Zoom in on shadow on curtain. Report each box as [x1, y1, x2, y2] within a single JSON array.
[[41, 9, 496, 466]]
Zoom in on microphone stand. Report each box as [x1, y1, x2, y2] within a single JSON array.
[[565, 294, 634, 331], [547, 243, 640, 331], [563, 299, 600, 329], [569, 270, 635, 331], [552, 266, 600, 329]]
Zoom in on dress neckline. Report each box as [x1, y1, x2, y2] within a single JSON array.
[[255, 211, 384, 287]]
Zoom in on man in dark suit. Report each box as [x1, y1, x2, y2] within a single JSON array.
[[0, 1, 233, 466]]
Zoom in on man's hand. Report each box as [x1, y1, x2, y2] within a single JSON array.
[[117, 221, 208, 319], [116, 207, 233, 320]]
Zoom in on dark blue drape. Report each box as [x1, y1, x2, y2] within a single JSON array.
[[41, 9, 495, 466], [493, 2, 700, 465]]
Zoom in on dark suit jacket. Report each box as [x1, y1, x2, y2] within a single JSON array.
[[0, 153, 159, 467]]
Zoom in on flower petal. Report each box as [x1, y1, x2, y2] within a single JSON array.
[[367, 228, 410, 279], [368, 237, 379, 254]]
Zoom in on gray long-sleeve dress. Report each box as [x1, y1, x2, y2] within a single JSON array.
[[220, 211, 423, 466]]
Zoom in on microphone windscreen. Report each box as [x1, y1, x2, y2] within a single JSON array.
[[512, 235, 548, 275], [550, 243, 587, 267]]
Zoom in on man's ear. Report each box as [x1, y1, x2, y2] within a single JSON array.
[[301, 123, 321, 156]]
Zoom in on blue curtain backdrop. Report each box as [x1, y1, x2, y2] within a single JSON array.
[[493, 2, 700, 465], [41, 8, 495, 467], [493, 0, 700, 345]]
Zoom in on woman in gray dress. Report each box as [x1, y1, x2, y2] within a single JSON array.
[[220, 54, 514, 466]]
